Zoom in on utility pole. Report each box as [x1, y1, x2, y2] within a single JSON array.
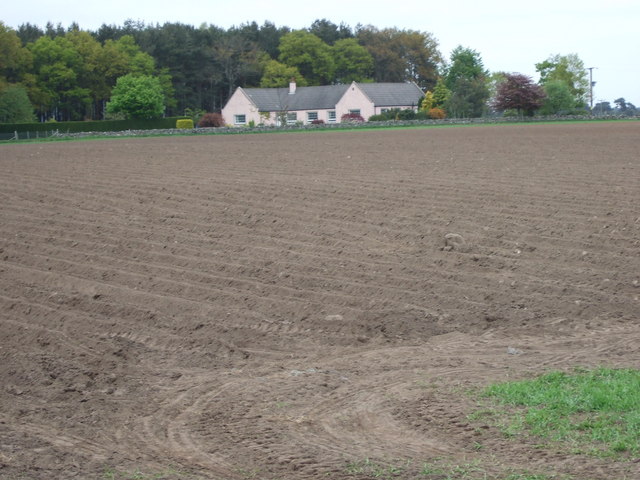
[[588, 67, 597, 110]]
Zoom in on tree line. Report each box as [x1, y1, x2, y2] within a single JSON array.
[[0, 19, 635, 123]]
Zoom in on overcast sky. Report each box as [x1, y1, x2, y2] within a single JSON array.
[[4, 0, 639, 105]]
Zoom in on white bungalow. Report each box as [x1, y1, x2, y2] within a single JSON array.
[[221, 80, 425, 126]]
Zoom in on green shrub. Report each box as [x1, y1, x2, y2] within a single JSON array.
[[369, 109, 428, 122], [176, 118, 194, 129]]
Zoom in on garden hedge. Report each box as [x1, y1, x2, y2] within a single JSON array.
[[0, 117, 190, 134]]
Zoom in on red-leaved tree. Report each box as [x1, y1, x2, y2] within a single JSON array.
[[198, 113, 225, 127], [493, 73, 545, 116]]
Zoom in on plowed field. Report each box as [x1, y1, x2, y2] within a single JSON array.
[[1, 122, 639, 479]]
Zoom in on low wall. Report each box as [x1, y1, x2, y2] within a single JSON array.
[[3, 115, 638, 141]]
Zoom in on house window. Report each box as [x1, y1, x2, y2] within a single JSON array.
[[234, 114, 246, 125], [349, 109, 361, 116], [286, 112, 297, 125], [381, 108, 389, 113], [328, 111, 336, 123], [307, 111, 318, 123]]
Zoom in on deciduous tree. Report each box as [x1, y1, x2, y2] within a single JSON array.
[[214, 31, 264, 97], [420, 91, 434, 111], [260, 59, 306, 87], [444, 46, 486, 90], [493, 73, 545, 116], [446, 77, 489, 117], [432, 78, 451, 109], [106, 74, 165, 119], [539, 80, 577, 115], [593, 101, 612, 115], [536, 53, 588, 106], [332, 38, 373, 83], [28, 35, 90, 120], [0, 22, 33, 84], [356, 26, 441, 90], [444, 46, 489, 118], [278, 30, 335, 85], [0, 84, 35, 122]]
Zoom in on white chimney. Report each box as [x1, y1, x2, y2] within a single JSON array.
[[289, 78, 297, 95]]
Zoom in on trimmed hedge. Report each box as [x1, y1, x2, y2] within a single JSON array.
[[0, 117, 190, 134], [176, 119, 194, 129]]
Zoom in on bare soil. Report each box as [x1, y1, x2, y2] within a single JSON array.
[[1, 123, 639, 480]]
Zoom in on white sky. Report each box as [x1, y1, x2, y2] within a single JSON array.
[[4, 0, 639, 105]]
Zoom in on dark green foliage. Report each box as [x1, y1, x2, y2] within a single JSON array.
[[12, 18, 624, 130], [0, 116, 189, 134], [16, 22, 44, 45], [444, 46, 487, 90], [235, 21, 290, 59], [446, 77, 489, 118], [9, 19, 442, 124], [593, 101, 612, 115], [539, 80, 578, 115], [278, 30, 335, 85], [368, 108, 428, 121], [332, 38, 373, 83], [0, 84, 35, 122], [214, 29, 264, 97], [444, 46, 490, 118], [613, 97, 637, 115], [308, 19, 353, 45]]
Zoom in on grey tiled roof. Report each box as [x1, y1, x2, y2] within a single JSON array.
[[243, 85, 349, 111], [358, 82, 424, 107], [241, 82, 424, 111]]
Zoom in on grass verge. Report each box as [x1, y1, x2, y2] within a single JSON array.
[[474, 367, 640, 457], [345, 457, 572, 479]]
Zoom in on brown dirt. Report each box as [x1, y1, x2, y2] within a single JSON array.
[[1, 123, 639, 480]]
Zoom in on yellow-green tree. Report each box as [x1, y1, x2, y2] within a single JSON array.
[[536, 53, 588, 106], [420, 91, 434, 111], [0, 22, 32, 85], [106, 74, 165, 119], [260, 59, 306, 88], [432, 78, 451, 109]]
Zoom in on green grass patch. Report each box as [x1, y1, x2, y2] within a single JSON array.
[[345, 457, 410, 478], [102, 465, 202, 479], [344, 457, 572, 480], [477, 367, 640, 457]]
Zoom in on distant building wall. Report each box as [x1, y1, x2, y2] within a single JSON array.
[[221, 88, 262, 126], [336, 83, 375, 120]]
